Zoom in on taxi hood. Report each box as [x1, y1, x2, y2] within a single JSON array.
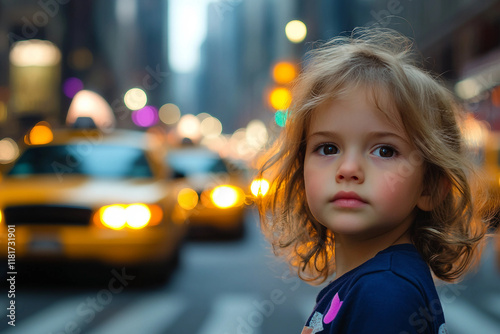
[[0, 175, 170, 208]]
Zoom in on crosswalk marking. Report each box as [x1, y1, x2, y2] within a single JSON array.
[[0, 295, 90, 334], [87, 294, 187, 334], [197, 294, 261, 334]]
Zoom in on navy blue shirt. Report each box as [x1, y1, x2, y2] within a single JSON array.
[[301, 244, 448, 334]]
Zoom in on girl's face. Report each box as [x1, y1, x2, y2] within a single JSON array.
[[304, 86, 428, 242]]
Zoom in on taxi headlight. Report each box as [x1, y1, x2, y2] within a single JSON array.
[[210, 185, 245, 209], [100, 204, 127, 230], [251, 178, 270, 197], [96, 203, 158, 230], [125, 204, 151, 229]]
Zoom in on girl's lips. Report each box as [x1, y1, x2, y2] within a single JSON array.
[[331, 198, 367, 208], [330, 191, 367, 208]]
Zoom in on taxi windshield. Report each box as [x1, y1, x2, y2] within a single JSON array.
[[8, 144, 153, 178], [167, 151, 228, 177]]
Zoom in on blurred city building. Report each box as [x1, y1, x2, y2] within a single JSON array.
[[301, 0, 500, 130], [0, 0, 169, 138], [1, 0, 500, 143]]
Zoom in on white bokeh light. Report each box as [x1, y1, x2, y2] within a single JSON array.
[[177, 114, 201, 140]]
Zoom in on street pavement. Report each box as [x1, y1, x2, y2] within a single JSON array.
[[438, 234, 500, 334]]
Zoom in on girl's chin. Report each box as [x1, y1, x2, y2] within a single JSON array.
[[321, 220, 370, 235]]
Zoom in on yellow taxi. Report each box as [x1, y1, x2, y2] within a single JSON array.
[[166, 146, 249, 238], [0, 124, 187, 281]]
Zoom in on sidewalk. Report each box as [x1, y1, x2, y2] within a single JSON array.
[[438, 236, 500, 334]]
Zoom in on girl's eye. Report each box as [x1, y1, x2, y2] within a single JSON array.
[[317, 144, 339, 156], [373, 146, 397, 158]]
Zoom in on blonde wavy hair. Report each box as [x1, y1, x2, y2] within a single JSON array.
[[256, 28, 488, 284]]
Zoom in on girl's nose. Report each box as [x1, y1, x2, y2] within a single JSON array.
[[335, 155, 364, 183]]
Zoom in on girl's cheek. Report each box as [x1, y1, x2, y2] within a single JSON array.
[[304, 172, 323, 201], [377, 173, 408, 200]]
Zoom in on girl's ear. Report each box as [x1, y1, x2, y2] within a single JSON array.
[[417, 177, 450, 212]]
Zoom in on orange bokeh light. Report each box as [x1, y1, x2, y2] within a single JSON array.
[[272, 61, 297, 85]]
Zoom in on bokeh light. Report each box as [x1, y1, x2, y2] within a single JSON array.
[[200, 116, 223, 138], [177, 114, 201, 140], [196, 112, 211, 122], [68, 47, 93, 71], [177, 188, 199, 210], [124, 88, 148, 110], [63, 77, 84, 98], [100, 205, 127, 230], [461, 114, 488, 148], [201, 135, 228, 153], [272, 61, 298, 85], [269, 87, 292, 110], [210, 185, 241, 209], [0, 138, 19, 164], [159, 103, 181, 124], [25, 122, 53, 145], [229, 128, 254, 160], [455, 78, 480, 100], [251, 178, 270, 197], [246, 120, 268, 150], [285, 20, 307, 43], [125, 204, 151, 229], [9, 39, 61, 66], [132, 106, 159, 127], [275, 110, 288, 127]]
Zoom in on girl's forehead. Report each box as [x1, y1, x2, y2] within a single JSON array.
[[309, 84, 405, 132]]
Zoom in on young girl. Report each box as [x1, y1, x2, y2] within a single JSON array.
[[256, 28, 488, 333]]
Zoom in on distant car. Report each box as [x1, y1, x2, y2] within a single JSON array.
[[0, 127, 187, 282], [166, 147, 248, 238]]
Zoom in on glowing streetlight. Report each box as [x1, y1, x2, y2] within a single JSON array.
[[285, 20, 307, 43]]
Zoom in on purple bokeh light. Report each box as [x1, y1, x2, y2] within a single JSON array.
[[63, 77, 84, 98], [131, 106, 159, 127]]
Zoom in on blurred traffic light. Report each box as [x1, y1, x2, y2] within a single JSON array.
[[268, 87, 292, 110], [272, 61, 298, 85], [274, 110, 288, 127], [266, 60, 298, 127]]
